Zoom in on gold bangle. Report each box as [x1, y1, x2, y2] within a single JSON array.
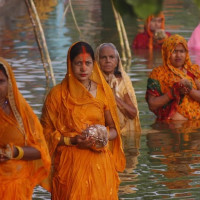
[[14, 146, 24, 160], [64, 137, 71, 146]]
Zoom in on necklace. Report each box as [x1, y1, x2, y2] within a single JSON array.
[[86, 80, 92, 91]]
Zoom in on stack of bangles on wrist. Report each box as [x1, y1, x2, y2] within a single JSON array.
[[14, 146, 24, 160]]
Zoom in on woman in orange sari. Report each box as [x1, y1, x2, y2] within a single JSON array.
[[0, 58, 50, 200], [132, 12, 171, 50], [41, 41, 126, 200], [146, 34, 200, 120]]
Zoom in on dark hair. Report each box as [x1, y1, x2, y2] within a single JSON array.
[[70, 41, 95, 62], [0, 63, 8, 78]]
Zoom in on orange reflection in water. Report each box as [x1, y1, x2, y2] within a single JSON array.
[[147, 120, 200, 190]]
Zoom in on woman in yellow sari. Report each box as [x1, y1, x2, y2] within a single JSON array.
[[41, 41, 125, 200], [146, 34, 200, 120], [0, 58, 50, 200], [95, 43, 141, 137]]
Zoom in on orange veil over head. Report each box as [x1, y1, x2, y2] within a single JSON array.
[[0, 57, 50, 199], [145, 12, 165, 49], [147, 34, 200, 120], [42, 42, 126, 172]]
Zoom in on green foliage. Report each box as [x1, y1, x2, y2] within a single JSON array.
[[193, 0, 200, 8], [113, 0, 135, 16], [113, 0, 163, 19]]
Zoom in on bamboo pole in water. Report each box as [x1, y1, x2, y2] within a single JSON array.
[[111, 0, 132, 68], [111, 0, 126, 62], [24, 0, 50, 86], [62, 0, 82, 39], [118, 14, 132, 68], [27, 0, 56, 86], [62, 3, 70, 22], [69, 0, 82, 37]]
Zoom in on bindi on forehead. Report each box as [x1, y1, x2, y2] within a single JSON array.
[[81, 46, 88, 63]]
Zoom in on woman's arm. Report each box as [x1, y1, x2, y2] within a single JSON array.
[[104, 110, 117, 141], [188, 89, 200, 102], [115, 93, 137, 119], [57, 135, 95, 149], [0, 145, 41, 162], [147, 93, 171, 112], [13, 146, 41, 160], [181, 78, 200, 102]]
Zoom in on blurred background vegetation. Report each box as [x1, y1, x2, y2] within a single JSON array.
[[113, 0, 200, 19]]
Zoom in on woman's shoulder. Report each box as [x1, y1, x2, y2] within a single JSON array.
[[151, 66, 164, 73], [166, 31, 171, 37], [45, 83, 62, 102], [149, 66, 165, 79]]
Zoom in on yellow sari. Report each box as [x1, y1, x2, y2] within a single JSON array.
[[95, 44, 141, 137], [0, 58, 50, 200], [41, 42, 125, 199]]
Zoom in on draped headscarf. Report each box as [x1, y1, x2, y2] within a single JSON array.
[[161, 34, 200, 81], [145, 12, 165, 49], [95, 43, 141, 137], [41, 42, 126, 172], [0, 57, 50, 192], [147, 34, 200, 120]]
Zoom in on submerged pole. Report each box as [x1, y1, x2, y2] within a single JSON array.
[[25, 0, 56, 86]]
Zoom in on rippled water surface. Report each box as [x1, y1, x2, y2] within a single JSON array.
[[1, 0, 200, 199]]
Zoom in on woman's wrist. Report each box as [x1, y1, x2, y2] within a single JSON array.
[[64, 136, 77, 146], [13, 146, 24, 160]]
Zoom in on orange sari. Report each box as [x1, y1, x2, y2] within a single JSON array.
[[41, 43, 126, 199], [0, 58, 50, 200], [146, 34, 200, 120], [145, 12, 166, 50]]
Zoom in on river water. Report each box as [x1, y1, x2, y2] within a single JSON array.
[[1, 0, 200, 199]]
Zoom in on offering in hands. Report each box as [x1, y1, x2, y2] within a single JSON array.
[[0, 144, 13, 159], [154, 29, 167, 40], [82, 124, 108, 149]]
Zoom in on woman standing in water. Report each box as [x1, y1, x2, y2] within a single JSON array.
[[41, 41, 125, 200], [132, 12, 170, 50], [0, 58, 50, 200], [146, 34, 200, 120], [96, 43, 141, 137]]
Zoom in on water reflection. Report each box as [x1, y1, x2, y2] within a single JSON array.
[[0, 0, 200, 199], [146, 120, 200, 198], [119, 131, 141, 196]]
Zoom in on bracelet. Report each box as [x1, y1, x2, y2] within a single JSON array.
[[14, 146, 24, 160], [64, 137, 72, 146]]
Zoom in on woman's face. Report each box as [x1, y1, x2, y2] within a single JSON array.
[[149, 17, 163, 32], [71, 52, 93, 83], [170, 43, 186, 69], [0, 70, 8, 102], [98, 46, 118, 75]]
